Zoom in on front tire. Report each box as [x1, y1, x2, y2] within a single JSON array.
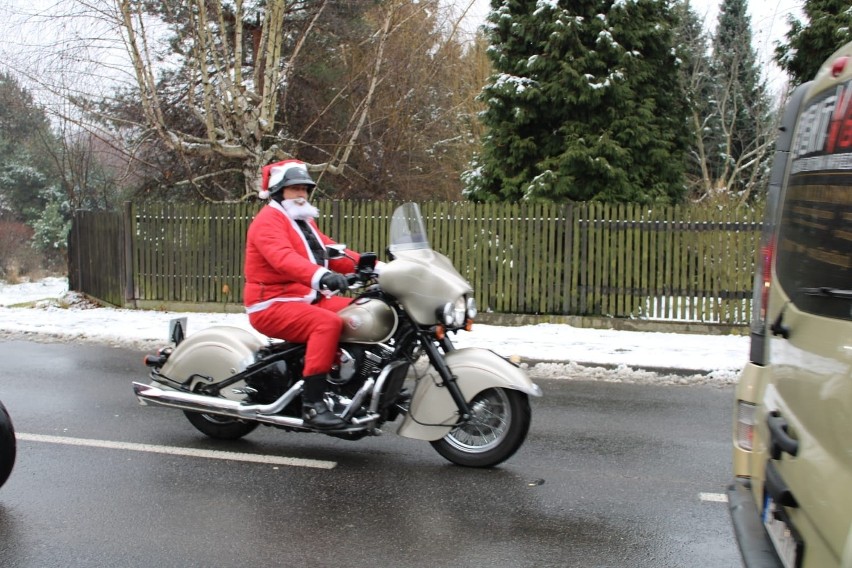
[[183, 411, 259, 440], [0, 400, 16, 488], [430, 388, 530, 468]]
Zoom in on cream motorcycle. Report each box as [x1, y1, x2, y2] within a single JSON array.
[[133, 203, 541, 467]]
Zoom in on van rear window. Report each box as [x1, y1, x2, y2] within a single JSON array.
[[777, 79, 852, 321]]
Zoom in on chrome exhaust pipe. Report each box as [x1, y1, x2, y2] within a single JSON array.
[[132, 381, 306, 429]]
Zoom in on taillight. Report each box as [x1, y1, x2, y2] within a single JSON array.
[[735, 401, 756, 451], [758, 238, 775, 321], [143, 346, 173, 368]]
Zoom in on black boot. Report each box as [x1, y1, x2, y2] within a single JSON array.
[[301, 374, 346, 430]]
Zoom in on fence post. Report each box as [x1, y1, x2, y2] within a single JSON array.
[[123, 201, 136, 308], [69, 211, 81, 291]]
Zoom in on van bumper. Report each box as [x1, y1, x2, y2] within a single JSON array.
[[727, 478, 784, 568]]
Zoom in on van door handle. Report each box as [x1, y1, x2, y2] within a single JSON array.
[[767, 411, 799, 459], [770, 309, 790, 339]]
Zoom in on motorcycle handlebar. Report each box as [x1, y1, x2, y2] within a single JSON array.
[[320, 270, 376, 295]]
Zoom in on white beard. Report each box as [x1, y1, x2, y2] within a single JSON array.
[[281, 198, 319, 221]]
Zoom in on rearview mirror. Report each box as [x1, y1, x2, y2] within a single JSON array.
[[358, 252, 377, 271]]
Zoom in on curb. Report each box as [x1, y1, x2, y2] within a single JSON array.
[[518, 357, 722, 377]]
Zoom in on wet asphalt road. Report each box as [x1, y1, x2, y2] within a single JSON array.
[[0, 340, 741, 567]]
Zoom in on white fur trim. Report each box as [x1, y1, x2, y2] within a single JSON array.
[[258, 189, 270, 199]]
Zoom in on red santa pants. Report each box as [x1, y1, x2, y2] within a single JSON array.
[[248, 296, 352, 377]]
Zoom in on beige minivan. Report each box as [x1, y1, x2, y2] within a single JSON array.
[[728, 41, 852, 568]]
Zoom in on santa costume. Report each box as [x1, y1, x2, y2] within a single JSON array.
[[244, 159, 359, 429]]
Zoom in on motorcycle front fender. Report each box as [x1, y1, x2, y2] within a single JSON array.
[[396, 347, 542, 441]]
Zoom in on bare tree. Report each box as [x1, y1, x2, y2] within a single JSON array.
[[0, 0, 484, 202], [675, 0, 779, 204], [703, 52, 778, 203], [683, 49, 778, 203], [308, 1, 490, 200], [115, 0, 387, 198]]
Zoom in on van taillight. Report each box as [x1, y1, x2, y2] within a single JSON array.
[[759, 240, 775, 321], [736, 401, 756, 451]]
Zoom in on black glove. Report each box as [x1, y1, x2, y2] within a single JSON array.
[[320, 272, 349, 292]]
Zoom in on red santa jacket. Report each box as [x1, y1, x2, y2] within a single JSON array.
[[244, 201, 359, 314]]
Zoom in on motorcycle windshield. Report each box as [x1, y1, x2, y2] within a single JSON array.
[[388, 203, 430, 253]]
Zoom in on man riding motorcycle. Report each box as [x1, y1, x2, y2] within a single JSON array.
[[244, 159, 360, 430]]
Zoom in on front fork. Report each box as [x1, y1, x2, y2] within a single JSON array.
[[421, 332, 471, 421]]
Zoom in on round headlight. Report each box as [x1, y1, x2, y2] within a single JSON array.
[[440, 302, 455, 326], [466, 297, 477, 320], [452, 297, 466, 327]]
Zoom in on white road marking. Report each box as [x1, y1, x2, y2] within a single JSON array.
[[16, 432, 337, 470], [699, 492, 728, 503]]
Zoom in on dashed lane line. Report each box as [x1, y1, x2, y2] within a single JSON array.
[[700, 492, 728, 503], [16, 432, 337, 470]]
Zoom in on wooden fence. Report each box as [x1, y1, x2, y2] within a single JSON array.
[[68, 200, 764, 326], [68, 207, 129, 307]]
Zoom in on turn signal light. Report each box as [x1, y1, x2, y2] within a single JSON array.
[[143, 346, 172, 368], [143, 354, 167, 368]]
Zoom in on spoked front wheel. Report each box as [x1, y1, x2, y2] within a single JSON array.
[[430, 388, 531, 468]]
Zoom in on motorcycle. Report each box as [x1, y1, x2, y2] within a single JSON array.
[[133, 203, 541, 467], [0, 400, 15, 488]]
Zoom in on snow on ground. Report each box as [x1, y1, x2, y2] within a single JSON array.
[[0, 277, 749, 386]]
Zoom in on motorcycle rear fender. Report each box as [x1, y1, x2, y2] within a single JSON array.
[[396, 347, 542, 441], [157, 326, 265, 399]]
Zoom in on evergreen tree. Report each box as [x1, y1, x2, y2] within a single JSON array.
[[774, 0, 852, 86], [464, 0, 689, 204], [30, 184, 71, 268], [705, 0, 773, 197], [0, 73, 53, 222], [0, 72, 71, 274]]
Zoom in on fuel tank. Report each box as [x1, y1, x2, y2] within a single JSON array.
[[339, 298, 398, 344]]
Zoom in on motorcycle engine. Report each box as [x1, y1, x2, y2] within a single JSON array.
[[328, 344, 394, 392], [325, 342, 408, 431]]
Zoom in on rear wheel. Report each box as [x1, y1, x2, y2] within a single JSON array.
[[0, 400, 16, 488], [183, 411, 259, 440], [430, 388, 530, 468]]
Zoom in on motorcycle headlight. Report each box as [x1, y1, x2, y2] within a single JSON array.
[[466, 297, 477, 320], [440, 297, 468, 327]]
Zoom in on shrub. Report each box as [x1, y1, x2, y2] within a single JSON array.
[[0, 220, 40, 280]]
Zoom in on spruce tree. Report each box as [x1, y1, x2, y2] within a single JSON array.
[[774, 0, 852, 86], [0, 73, 54, 222], [464, 0, 689, 204]]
